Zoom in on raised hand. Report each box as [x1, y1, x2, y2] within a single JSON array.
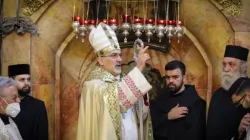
[[168, 104, 189, 120], [238, 113, 250, 138], [136, 46, 150, 72]]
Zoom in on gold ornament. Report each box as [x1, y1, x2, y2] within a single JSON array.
[[21, 0, 51, 16], [214, 0, 242, 17]]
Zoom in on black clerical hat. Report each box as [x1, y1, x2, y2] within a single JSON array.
[[224, 45, 249, 61], [8, 64, 30, 77], [228, 77, 250, 96]]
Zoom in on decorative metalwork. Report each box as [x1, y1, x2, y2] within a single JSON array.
[[215, 0, 242, 17], [21, 0, 51, 16], [0, 17, 37, 37], [72, 0, 184, 44]]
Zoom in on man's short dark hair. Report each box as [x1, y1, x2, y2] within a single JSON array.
[[165, 60, 186, 75]]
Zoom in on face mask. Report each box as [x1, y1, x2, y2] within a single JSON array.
[[1, 97, 21, 118], [6, 103, 21, 118]]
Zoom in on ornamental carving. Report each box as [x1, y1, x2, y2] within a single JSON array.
[[214, 0, 242, 17], [20, 0, 51, 16]]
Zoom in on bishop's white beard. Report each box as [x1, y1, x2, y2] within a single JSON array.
[[221, 71, 244, 91]]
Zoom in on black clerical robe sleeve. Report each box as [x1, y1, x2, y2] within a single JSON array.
[[184, 99, 206, 140], [150, 101, 171, 139], [151, 109, 169, 129], [34, 101, 48, 140]]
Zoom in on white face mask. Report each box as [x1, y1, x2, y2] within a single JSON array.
[[5, 103, 21, 118], [1, 97, 21, 118]]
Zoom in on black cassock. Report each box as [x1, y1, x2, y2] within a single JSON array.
[[150, 85, 206, 140], [206, 88, 247, 140], [12, 95, 48, 140]]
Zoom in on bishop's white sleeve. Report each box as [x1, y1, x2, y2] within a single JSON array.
[[118, 67, 152, 111]]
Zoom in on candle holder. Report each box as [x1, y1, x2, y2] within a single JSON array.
[[156, 20, 166, 42], [121, 15, 131, 43], [109, 18, 118, 32], [166, 20, 175, 43], [144, 19, 155, 42], [72, 16, 80, 38], [132, 18, 144, 38], [175, 21, 184, 43], [78, 19, 88, 42]]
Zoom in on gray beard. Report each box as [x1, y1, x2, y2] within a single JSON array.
[[221, 71, 244, 91]]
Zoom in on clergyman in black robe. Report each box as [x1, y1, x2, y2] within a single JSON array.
[[230, 77, 250, 140], [150, 60, 206, 140], [8, 64, 48, 140], [206, 45, 249, 140]]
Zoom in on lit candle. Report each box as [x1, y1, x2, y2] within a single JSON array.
[[134, 18, 143, 24], [109, 18, 118, 24], [89, 20, 96, 25], [102, 19, 108, 24], [73, 16, 80, 21], [122, 14, 131, 23], [146, 19, 154, 24], [177, 21, 183, 26], [157, 19, 166, 25]]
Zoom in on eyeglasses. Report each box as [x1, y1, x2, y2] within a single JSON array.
[[234, 80, 246, 107], [235, 94, 246, 107], [102, 53, 122, 59]]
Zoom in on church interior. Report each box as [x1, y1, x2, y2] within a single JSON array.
[[1, 0, 250, 139]]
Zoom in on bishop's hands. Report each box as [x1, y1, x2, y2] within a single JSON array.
[[136, 46, 150, 72], [238, 113, 250, 138], [168, 104, 189, 120]]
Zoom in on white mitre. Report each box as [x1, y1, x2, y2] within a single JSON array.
[[89, 22, 120, 56]]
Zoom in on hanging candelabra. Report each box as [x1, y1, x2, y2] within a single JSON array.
[[71, 0, 88, 42], [87, 20, 95, 32], [72, 16, 80, 38], [166, 20, 175, 43], [174, 1, 184, 43], [156, 20, 166, 43], [121, 15, 131, 43], [121, 0, 131, 43], [71, 0, 184, 44], [78, 19, 88, 42], [132, 18, 144, 38], [143, 0, 155, 43], [144, 19, 155, 42], [109, 18, 118, 32]]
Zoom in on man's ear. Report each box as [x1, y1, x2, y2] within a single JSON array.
[[240, 63, 248, 74], [97, 57, 104, 66], [183, 74, 186, 83]]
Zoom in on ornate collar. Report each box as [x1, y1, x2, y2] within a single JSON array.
[[86, 66, 122, 82]]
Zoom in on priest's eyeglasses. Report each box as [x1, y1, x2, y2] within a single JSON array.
[[234, 80, 247, 107], [235, 94, 246, 107]]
